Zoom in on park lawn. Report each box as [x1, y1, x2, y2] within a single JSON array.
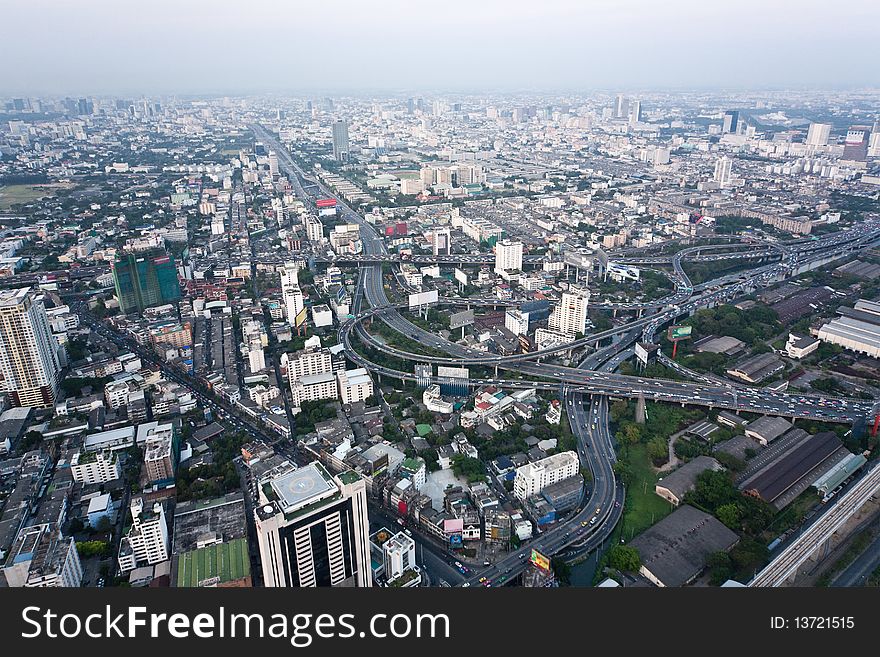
[[619, 443, 674, 542], [0, 183, 70, 209]]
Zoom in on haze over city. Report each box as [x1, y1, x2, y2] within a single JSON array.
[[3, 0, 880, 94]]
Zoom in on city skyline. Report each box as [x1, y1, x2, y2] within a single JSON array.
[[3, 0, 880, 95]]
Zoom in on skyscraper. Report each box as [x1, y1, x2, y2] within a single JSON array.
[[268, 150, 279, 177], [722, 110, 739, 134], [332, 120, 350, 162], [494, 239, 523, 273], [280, 262, 304, 326], [806, 122, 831, 147], [629, 100, 642, 125], [842, 126, 870, 162], [0, 287, 62, 408], [255, 462, 372, 587], [112, 251, 181, 314], [714, 156, 732, 187], [614, 94, 628, 119]]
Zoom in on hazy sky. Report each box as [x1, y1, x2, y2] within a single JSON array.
[[3, 0, 879, 94]]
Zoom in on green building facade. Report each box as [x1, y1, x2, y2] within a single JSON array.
[[113, 251, 181, 314]]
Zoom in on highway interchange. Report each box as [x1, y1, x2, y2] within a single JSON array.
[[253, 125, 880, 585]]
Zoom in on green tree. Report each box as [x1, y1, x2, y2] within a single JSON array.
[[716, 503, 742, 530], [646, 437, 667, 463], [607, 545, 641, 572]]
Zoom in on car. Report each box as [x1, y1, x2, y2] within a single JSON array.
[[479, 576, 487, 583], [461, 582, 470, 587]]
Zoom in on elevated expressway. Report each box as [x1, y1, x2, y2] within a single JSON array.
[[253, 123, 880, 584]]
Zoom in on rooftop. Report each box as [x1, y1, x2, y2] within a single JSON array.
[[269, 462, 338, 514], [628, 505, 739, 587]]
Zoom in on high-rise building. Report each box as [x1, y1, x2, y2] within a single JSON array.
[[0, 288, 62, 408], [722, 110, 740, 134], [284, 346, 334, 390], [433, 227, 452, 255], [382, 532, 420, 586], [513, 451, 579, 501], [112, 250, 181, 314], [305, 216, 324, 243], [842, 126, 870, 162], [337, 368, 374, 404], [614, 94, 628, 119], [118, 497, 169, 573], [714, 156, 733, 187], [2, 524, 83, 588], [548, 289, 589, 338], [268, 150, 279, 177], [255, 462, 372, 587], [280, 262, 304, 326], [494, 239, 523, 274], [332, 120, 350, 162], [629, 100, 642, 125], [806, 122, 831, 147], [505, 308, 529, 336]]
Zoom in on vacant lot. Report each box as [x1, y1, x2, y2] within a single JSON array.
[[0, 183, 73, 209]]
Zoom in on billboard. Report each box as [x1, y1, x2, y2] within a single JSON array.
[[454, 268, 469, 286], [530, 549, 551, 573], [294, 307, 308, 327], [635, 342, 649, 366], [449, 309, 475, 330], [408, 289, 439, 309], [437, 366, 469, 380], [667, 325, 693, 341], [437, 366, 469, 396], [316, 198, 337, 208]]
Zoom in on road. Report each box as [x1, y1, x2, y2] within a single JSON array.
[[252, 123, 880, 587]]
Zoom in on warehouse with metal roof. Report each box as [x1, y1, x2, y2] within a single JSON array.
[[738, 432, 848, 509]]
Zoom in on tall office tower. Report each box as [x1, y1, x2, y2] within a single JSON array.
[[842, 126, 870, 162], [628, 100, 642, 125], [406, 97, 415, 114], [494, 239, 523, 273], [713, 156, 732, 186], [268, 150, 279, 177], [433, 227, 452, 255], [332, 120, 350, 162], [722, 110, 740, 134], [255, 462, 372, 587], [614, 94, 628, 119], [113, 250, 181, 314], [0, 288, 62, 408], [806, 122, 831, 147], [280, 262, 304, 326], [548, 289, 589, 337]]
